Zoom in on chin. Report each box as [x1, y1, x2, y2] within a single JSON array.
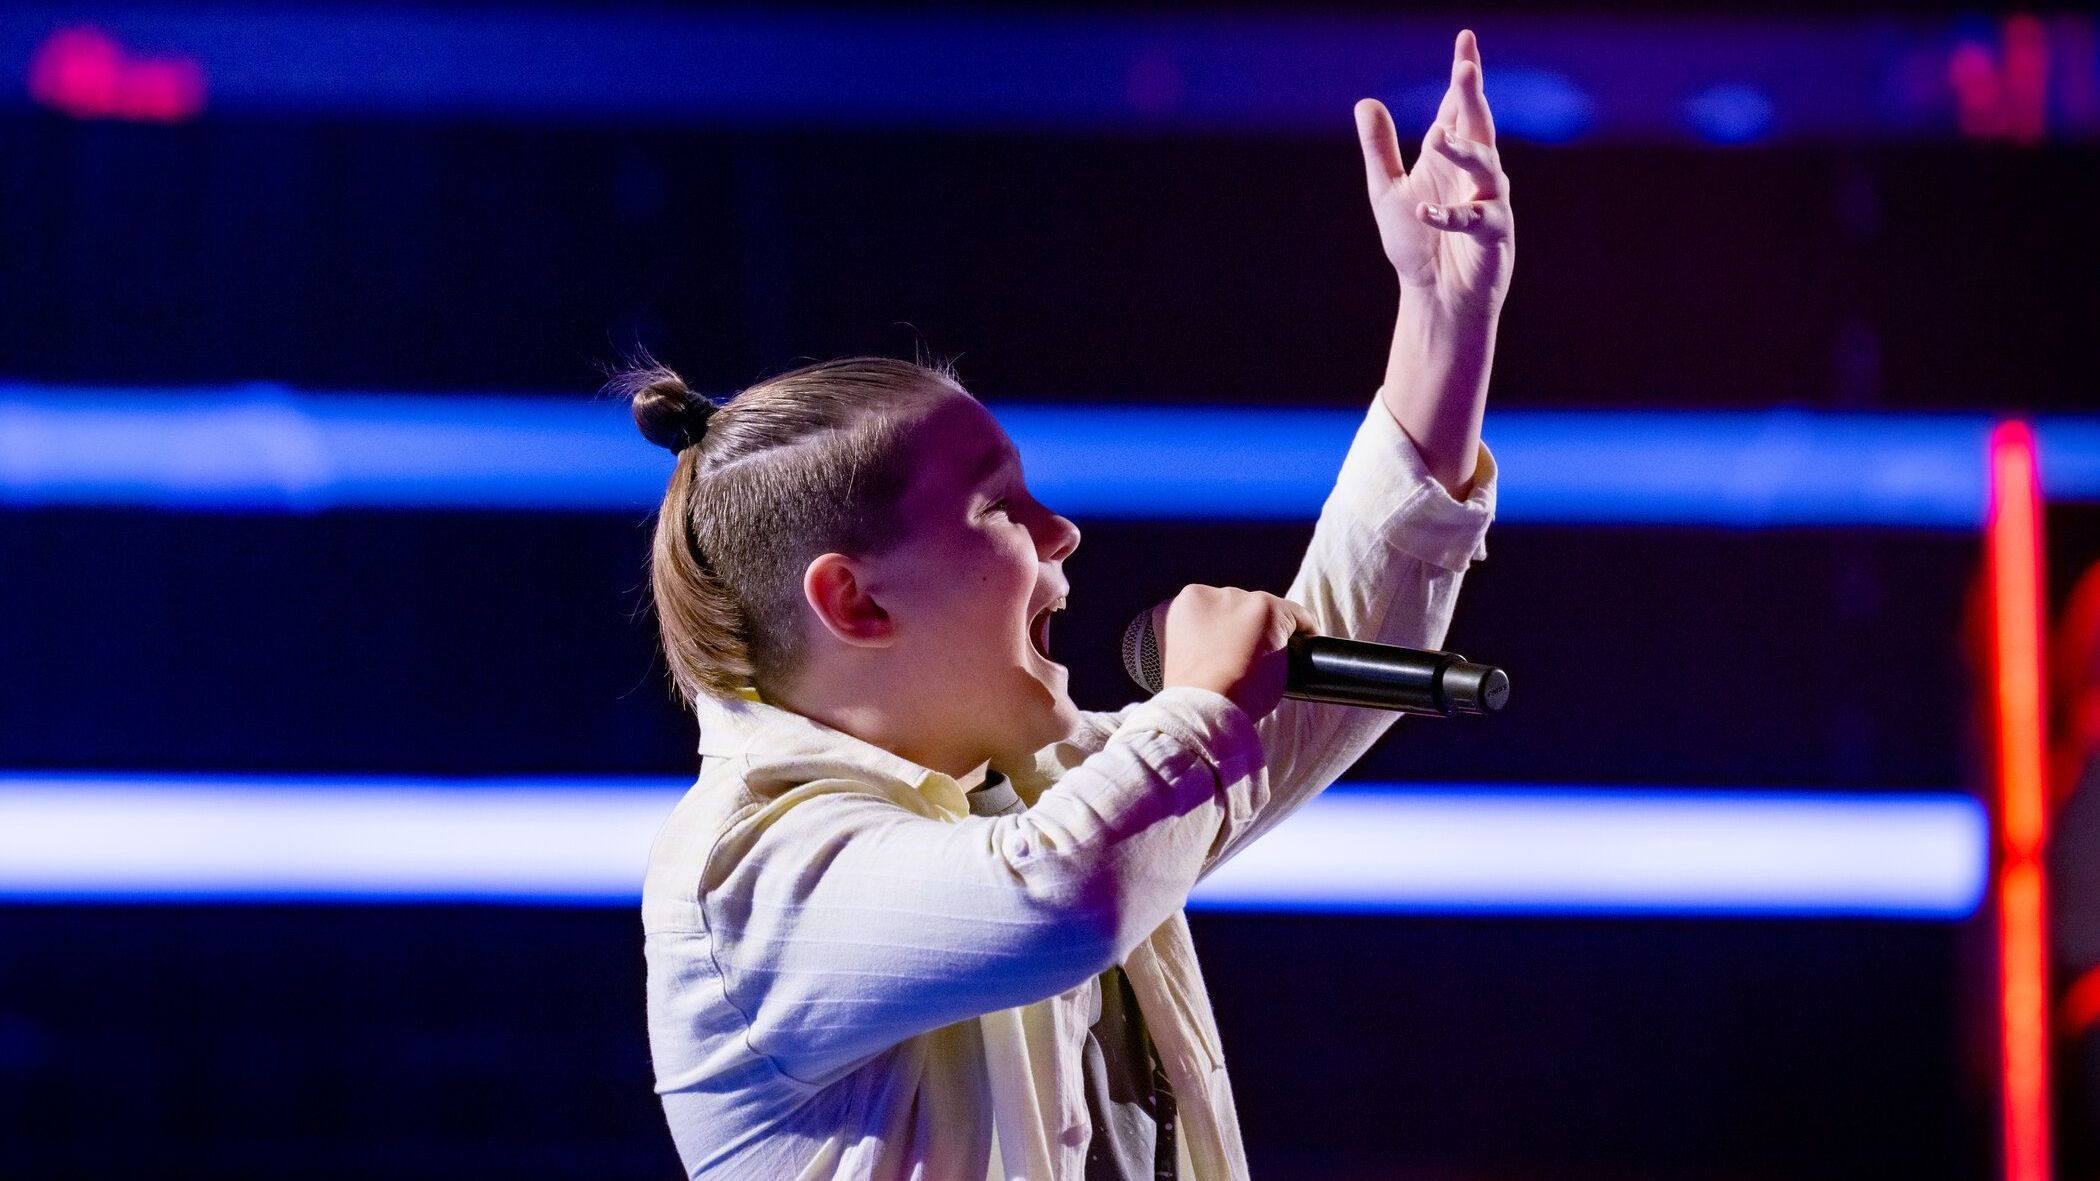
[[1042, 688, 1086, 746], [1001, 677, 1082, 761], [1044, 693, 1083, 740]]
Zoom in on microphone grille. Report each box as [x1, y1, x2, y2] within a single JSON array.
[[1121, 607, 1164, 693]]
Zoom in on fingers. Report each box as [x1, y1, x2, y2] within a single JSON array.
[[1431, 81, 1461, 143], [1456, 28, 1483, 79], [1451, 29, 1497, 145], [1411, 31, 1498, 154], [1353, 97, 1406, 196], [1429, 123, 1505, 194]]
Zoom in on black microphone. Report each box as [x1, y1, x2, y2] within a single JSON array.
[[1120, 604, 1508, 717]]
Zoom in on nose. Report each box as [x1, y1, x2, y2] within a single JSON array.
[[1038, 510, 1081, 563]]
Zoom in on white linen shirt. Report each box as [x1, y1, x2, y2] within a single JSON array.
[[643, 393, 1498, 1179]]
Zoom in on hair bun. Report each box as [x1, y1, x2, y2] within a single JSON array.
[[626, 366, 718, 455]]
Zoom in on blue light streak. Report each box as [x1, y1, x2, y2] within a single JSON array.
[[0, 8, 2095, 143], [0, 775, 1986, 917], [7, 383, 2095, 525], [1684, 83, 1777, 144]]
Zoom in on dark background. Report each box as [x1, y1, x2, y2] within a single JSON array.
[[2, 1, 2096, 1178]]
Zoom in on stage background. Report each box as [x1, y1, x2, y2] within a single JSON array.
[[2, 2, 2097, 1178]]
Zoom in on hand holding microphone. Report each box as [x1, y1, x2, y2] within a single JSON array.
[[1123, 589, 1508, 719], [1138, 586, 1321, 723]]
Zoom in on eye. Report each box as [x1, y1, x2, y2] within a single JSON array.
[[985, 497, 1010, 516]]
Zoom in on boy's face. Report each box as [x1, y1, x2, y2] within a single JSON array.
[[863, 394, 1084, 768]]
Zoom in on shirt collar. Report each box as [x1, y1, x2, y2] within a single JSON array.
[[692, 684, 975, 816]]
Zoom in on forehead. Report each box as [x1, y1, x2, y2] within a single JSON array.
[[900, 396, 1017, 501]]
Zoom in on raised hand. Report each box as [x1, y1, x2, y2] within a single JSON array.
[[1354, 29, 1514, 318]]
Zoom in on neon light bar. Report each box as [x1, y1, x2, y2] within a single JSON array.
[[8, 385, 2098, 524], [1986, 421, 2053, 1181], [2, 9, 2096, 143], [0, 775, 1986, 917]]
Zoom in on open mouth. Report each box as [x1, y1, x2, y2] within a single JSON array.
[[1028, 595, 1067, 661]]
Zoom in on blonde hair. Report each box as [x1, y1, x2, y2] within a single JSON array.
[[609, 353, 969, 707]]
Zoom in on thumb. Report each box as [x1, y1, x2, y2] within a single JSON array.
[[1277, 598, 1320, 640], [1354, 98, 1406, 196]]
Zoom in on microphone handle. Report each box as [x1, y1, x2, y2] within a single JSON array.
[[1283, 633, 1509, 717]]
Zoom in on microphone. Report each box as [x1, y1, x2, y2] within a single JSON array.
[[1121, 604, 1508, 717]]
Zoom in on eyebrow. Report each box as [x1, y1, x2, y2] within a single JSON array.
[[967, 442, 1018, 489]]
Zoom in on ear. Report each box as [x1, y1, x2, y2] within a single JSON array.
[[803, 553, 895, 648]]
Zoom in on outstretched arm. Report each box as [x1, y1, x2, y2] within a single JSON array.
[[1355, 28, 1514, 499], [1194, 29, 1512, 873], [1043, 31, 1510, 881]]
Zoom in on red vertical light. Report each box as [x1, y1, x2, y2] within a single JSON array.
[[1987, 419, 2051, 1181]]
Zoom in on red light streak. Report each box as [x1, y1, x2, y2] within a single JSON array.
[[1987, 419, 2051, 1181]]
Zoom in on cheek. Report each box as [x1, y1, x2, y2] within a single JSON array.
[[967, 561, 1033, 623], [909, 523, 1034, 641], [960, 539, 1036, 630]]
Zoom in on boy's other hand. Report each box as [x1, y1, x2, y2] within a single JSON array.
[[1158, 585, 1320, 723], [1353, 28, 1514, 318]]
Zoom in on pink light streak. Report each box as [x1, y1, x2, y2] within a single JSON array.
[[27, 25, 206, 124]]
